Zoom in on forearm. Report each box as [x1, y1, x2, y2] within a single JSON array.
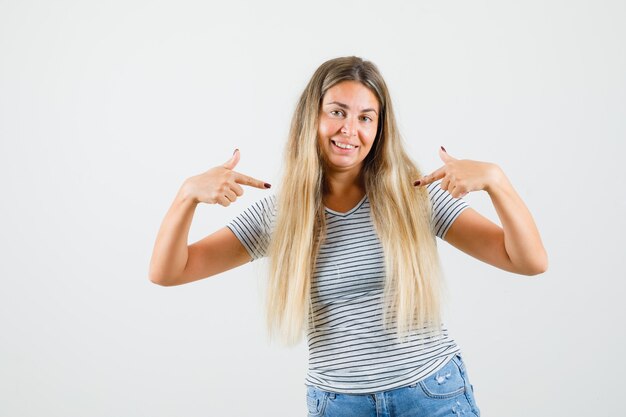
[[149, 184, 198, 285], [486, 165, 548, 275]]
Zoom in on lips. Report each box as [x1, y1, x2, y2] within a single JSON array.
[[331, 139, 358, 150]]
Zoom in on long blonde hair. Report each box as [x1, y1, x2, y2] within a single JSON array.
[[266, 56, 444, 346]]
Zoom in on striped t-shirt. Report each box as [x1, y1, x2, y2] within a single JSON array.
[[226, 180, 469, 394]]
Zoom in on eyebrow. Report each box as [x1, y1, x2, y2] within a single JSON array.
[[325, 101, 378, 115]]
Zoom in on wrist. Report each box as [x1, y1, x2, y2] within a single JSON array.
[[178, 180, 200, 206], [484, 163, 506, 194]]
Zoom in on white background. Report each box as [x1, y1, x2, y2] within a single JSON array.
[[1, 0, 624, 416]]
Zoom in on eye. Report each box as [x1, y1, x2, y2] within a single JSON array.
[[360, 115, 373, 122], [330, 110, 345, 117]]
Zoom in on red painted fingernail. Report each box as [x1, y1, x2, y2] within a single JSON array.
[[264, 183, 271, 189], [413, 180, 421, 186], [441, 146, 447, 153]]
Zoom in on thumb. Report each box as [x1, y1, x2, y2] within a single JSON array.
[[439, 146, 456, 163], [223, 148, 240, 170]]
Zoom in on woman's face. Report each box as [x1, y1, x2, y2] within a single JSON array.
[[317, 80, 380, 176]]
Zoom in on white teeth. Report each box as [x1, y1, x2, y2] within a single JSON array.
[[333, 141, 356, 149]]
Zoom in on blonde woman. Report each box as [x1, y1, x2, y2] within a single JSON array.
[[149, 56, 547, 416]]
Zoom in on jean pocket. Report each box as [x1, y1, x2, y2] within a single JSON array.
[[418, 358, 466, 399], [306, 385, 328, 417], [453, 353, 467, 372], [452, 354, 474, 387], [452, 354, 481, 416]]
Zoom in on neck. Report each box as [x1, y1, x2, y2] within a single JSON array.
[[323, 166, 365, 198]]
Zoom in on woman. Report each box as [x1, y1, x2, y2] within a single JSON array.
[[149, 56, 547, 416]]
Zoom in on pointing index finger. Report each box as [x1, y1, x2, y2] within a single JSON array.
[[233, 171, 271, 189], [414, 166, 446, 186]]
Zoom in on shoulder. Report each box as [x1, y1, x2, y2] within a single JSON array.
[[228, 193, 277, 227], [253, 193, 277, 211], [241, 193, 277, 215], [425, 179, 467, 207], [424, 179, 470, 239], [425, 179, 446, 199]]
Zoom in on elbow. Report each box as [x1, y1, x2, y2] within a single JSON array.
[[149, 274, 168, 286], [525, 264, 547, 276], [149, 276, 171, 286], [519, 252, 549, 276], [148, 268, 176, 287]]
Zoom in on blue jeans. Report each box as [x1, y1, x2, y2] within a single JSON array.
[[305, 353, 480, 417]]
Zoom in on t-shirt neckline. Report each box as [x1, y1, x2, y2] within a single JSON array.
[[324, 194, 368, 216]]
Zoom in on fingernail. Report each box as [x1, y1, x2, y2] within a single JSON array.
[[440, 146, 447, 153], [233, 148, 239, 155], [413, 180, 421, 186], [264, 183, 271, 189]]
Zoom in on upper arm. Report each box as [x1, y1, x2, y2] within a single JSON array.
[[168, 227, 251, 286], [443, 208, 517, 273], [158, 195, 275, 286]]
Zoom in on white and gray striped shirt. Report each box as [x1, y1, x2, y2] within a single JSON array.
[[226, 180, 469, 394]]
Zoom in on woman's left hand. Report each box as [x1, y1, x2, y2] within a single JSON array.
[[413, 146, 502, 198], [414, 146, 548, 275]]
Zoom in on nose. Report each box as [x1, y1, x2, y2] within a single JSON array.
[[341, 117, 357, 136]]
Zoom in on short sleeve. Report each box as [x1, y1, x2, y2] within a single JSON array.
[[426, 180, 470, 239], [226, 194, 277, 261]]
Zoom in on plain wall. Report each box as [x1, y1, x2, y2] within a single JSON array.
[[1, 0, 624, 415]]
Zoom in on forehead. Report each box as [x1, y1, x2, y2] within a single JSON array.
[[322, 80, 380, 110]]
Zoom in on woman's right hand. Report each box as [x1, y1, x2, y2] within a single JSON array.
[[182, 149, 271, 207]]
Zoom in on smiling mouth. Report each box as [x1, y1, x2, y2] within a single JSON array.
[[331, 140, 358, 150]]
